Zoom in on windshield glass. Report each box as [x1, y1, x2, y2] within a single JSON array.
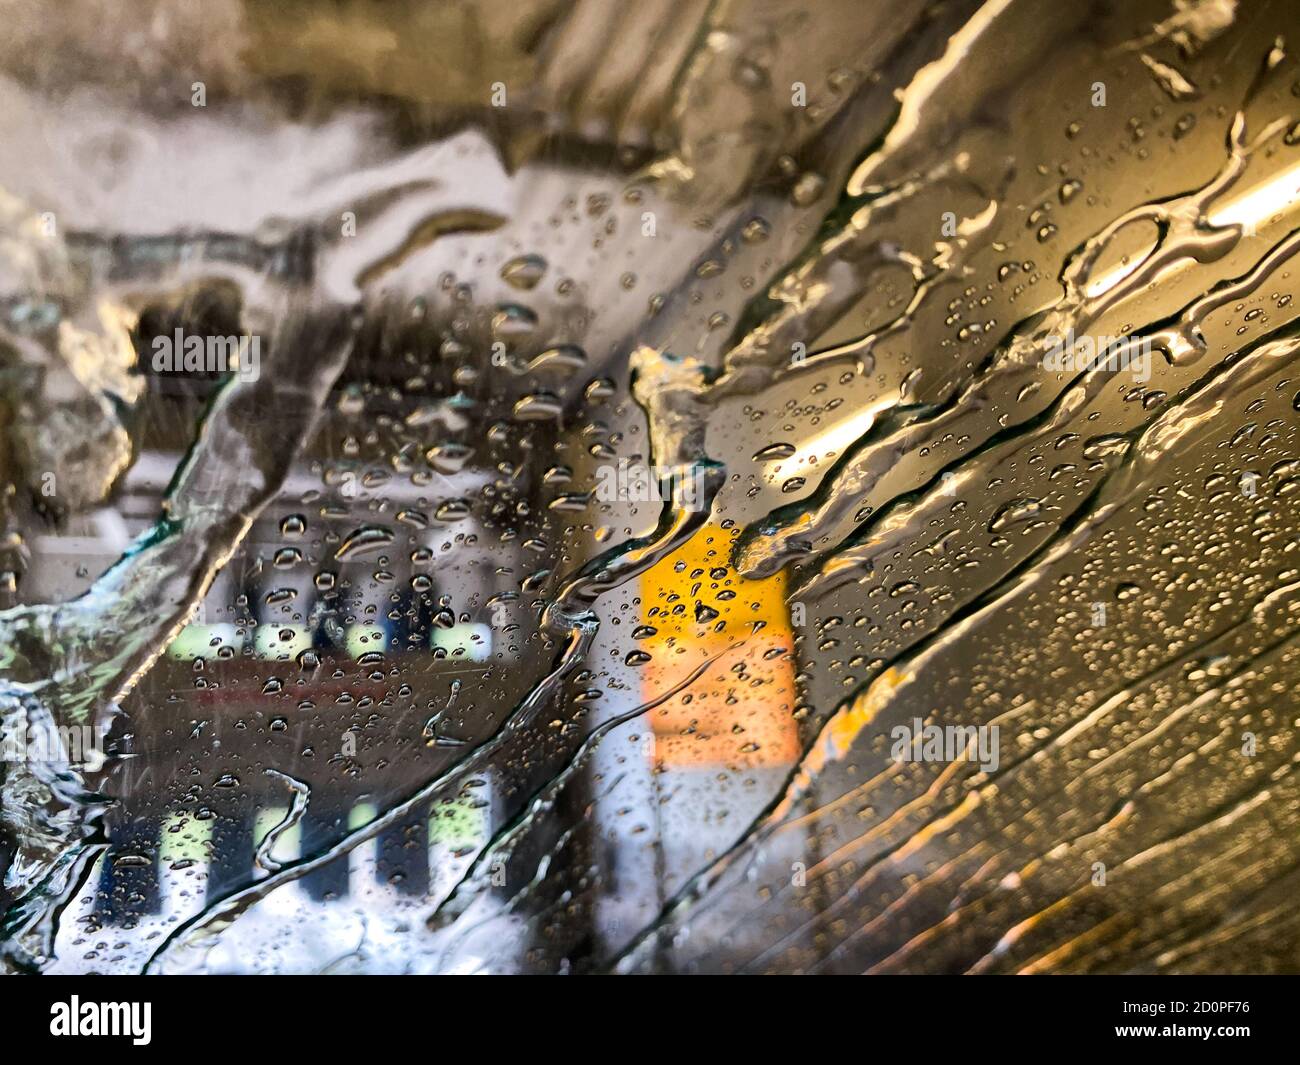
[[2, 0, 1299, 976]]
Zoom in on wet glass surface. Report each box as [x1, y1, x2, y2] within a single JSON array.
[[2, 0, 1300, 974]]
